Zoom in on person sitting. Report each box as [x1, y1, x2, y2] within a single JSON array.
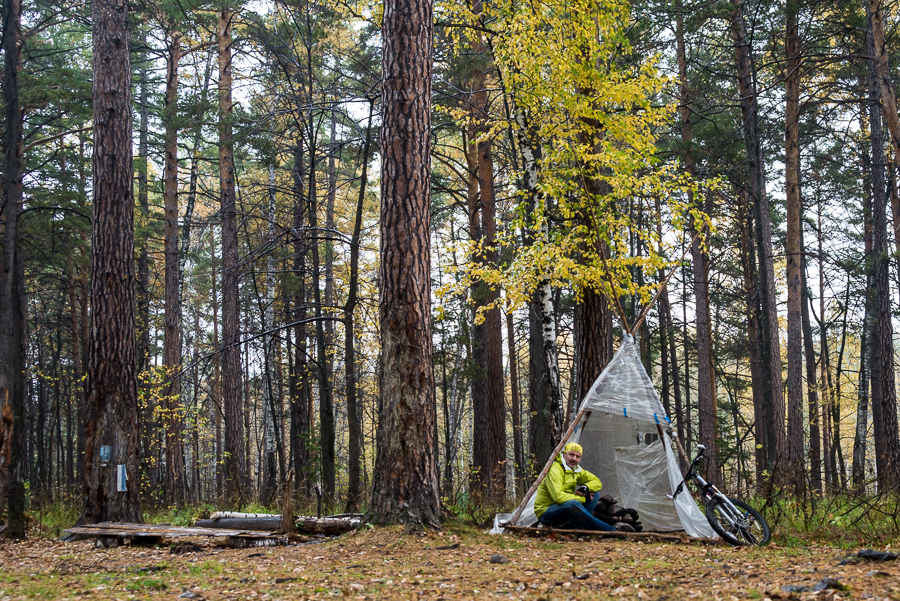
[[533, 442, 616, 532]]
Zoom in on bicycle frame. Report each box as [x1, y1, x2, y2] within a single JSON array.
[[671, 446, 755, 526]]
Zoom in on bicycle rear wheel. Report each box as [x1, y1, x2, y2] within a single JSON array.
[[706, 497, 771, 546]]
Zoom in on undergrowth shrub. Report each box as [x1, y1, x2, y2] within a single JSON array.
[[30, 494, 81, 538], [761, 493, 900, 547]]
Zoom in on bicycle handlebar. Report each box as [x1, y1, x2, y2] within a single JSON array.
[[671, 446, 706, 500]]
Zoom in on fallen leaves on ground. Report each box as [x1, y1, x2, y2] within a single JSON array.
[[0, 525, 898, 600]]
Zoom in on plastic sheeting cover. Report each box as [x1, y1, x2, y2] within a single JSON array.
[[580, 336, 668, 423], [492, 336, 717, 539], [664, 432, 716, 538], [614, 439, 683, 531]]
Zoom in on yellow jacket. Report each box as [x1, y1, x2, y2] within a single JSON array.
[[534, 453, 603, 517]]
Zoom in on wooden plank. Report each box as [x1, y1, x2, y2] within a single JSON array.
[[503, 525, 724, 546], [63, 523, 281, 539]]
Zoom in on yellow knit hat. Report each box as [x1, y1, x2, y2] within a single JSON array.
[[564, 442, 583, 454]]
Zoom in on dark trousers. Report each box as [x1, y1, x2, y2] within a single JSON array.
[[538, 493, 616, 531]]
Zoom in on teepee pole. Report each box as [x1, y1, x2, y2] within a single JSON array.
[[657, 423, 692, 472], [507, 408, 591, 525]]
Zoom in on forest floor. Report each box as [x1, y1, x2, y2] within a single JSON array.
[[0, 523, 898, 601]]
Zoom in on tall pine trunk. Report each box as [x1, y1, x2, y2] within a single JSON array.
[[507, 311, 526, 495], [344, 100, 374, 512], [800, 239, 822, 493], [80, 0, 142, 524], [135, 29, 150, 380], [467, 67, 507, 502], [162, 31, 186, 508], [307, 139, 335, 504], [731, 0, 786, 482], [219, 7, 245, 507], [0, 0, 26, 537], [290, 143, 312, 498], [865, 0, 900, 491], [368, 0, 441, 527], [853, 99, 875, 493], [261, 165, 279, 505], [323, 110, 337, 502], [784, 0, 806, 494], [676, 5, 717, 482]]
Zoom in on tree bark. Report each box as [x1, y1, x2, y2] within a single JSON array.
[[800, 249, 821, 494], [784, 0, 806, 495], [219, 6, 246, 507], [344, 100, 374, 513], [290, 142, 312, 499], [816, 201, 835, 490], [465, 140, 504, 500], [261, 165, 279, 505], [832, 279, 850, 490], [690, 212, 718, 485], [573, 81, 614, 410], [323, 109, 337, 502], [676, 12, 716, 482], [163, 31, 186, 509], [730, 0, 786, 482], [368, 0, 441, 527], [853, 100, 875, 494], [80, 0, 142, 524], [507, 311, 526, 496], [865, 0, 900, 492], [135, 27, 150, 380], [307, 137, 335, 504], [0, 0, 26, 537], [465, 7, 507, 504], [576, 287, 612, 402], [737, 191, 767, 489]]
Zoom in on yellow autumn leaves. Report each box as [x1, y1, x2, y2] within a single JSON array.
[[437, 0, 714, 322]]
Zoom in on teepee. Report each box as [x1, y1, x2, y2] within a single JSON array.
[[492, 334, 715, 538]]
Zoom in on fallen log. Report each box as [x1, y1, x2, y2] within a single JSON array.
[[295, 516, 359, 535], [503, 524, 724, 545], [195, 514, 359, 535], [210, 511, 277, 520], [195, 517, 284, 531]]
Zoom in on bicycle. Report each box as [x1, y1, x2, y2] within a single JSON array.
[[671, 444, 771, 546]]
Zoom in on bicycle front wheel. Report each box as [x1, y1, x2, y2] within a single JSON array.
[[706, 497, 771, 546]]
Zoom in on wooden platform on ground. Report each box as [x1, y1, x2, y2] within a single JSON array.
[[63, 522, 289, 548], [503, 524, 725, 546]]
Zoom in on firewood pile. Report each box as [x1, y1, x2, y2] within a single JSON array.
[[592, 495, 643, 532]]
